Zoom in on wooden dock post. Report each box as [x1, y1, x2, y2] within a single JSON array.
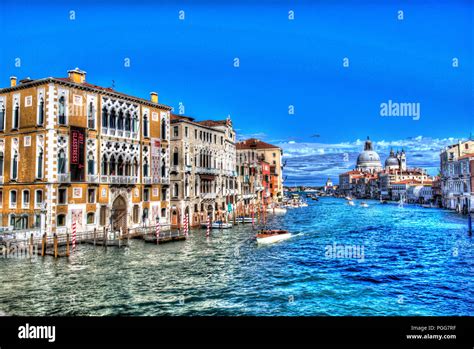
[[53, 233, 58, 258], [41, 233, 46, 257], [118, 227, 122, 248], [93, 228, 97, 246], [29, 233, 33, 256], [66, 233, 70, 257], [103, 227, 107, 248]]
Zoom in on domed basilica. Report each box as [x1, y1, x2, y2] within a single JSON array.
[[355, 137, 407, 173]]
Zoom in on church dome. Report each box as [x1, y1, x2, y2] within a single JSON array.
[[357, 151, 381, 164], [385, 149, 399, 168], [355, 137, 382, 172]]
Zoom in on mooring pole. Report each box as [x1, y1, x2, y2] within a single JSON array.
[[66, 233, 70, 257], [41, 233, 46, 257], [29, 233, 33, 256], [53, 233, 58, 258]]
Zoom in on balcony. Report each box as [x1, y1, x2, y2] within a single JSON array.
[[161, 177, 170, 185], [170, 165, 179, 174], [58, 173, 71, 183], [184, 165, 192, 173], [87, 174, 99, 183], [200, 192, 217, 200], [143, 176, 152, 185], [107, 176, 138, 185], [196, 167, 219, 175]]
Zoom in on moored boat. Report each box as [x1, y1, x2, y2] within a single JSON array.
[[236, 217, 254, 223], [347, 200, 355, 206], [360, 202, 369, 207], [256, 230, 291, 244], [201, 221, 233, 229]]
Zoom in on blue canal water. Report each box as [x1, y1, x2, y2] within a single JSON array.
[[0, 197, 472, 316]]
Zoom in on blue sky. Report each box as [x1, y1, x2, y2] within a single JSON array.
[[0, 0, 472, 185]]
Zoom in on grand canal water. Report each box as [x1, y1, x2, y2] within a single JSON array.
[[0, 197, 472, 316]]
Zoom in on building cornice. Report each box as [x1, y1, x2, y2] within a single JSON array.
[[0, 78, 173, 111]]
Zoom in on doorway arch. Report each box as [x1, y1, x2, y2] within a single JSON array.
[[112, 195, 127, 232]]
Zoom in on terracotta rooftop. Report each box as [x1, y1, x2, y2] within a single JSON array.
[[170, 113, 195, 122], [458, 153, 474, 160], [197, 120, 228, 127], [236, 138, 280, 150], [392, 179, 433, 185]]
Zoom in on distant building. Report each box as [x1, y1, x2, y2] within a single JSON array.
[[236, 138, 284, 201], [440, 140, 474, 213]]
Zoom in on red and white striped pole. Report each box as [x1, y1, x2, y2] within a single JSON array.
[[72, 218, 77, 252], [155, 219, 160, 244], [206, 215, 210, 237], [184, 213, 188, 237]]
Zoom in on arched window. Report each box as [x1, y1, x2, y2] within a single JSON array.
[[22, 190, 30, 208], [110, 109, 116, 129], [173, 183, 179, 197], [132, 113, 138, 133], [117, 156, 124, 176], [88, 102, 95, 129], [35, 190, 43, 208], [58, 96, 66, 124], [117, 111, 124, 130], [143, 114, 149, 137], [109, 155, 116, 175], [101, 154, 108, 175], [161, 119, 166, 139], [102, 107, 108, 128], [125, 112, 131, 132], [173, 148, 179, 166], [37, 98, 44, 125], [58, 149, 66, 174], [133, 158, 139, 177], [13, 103, 19, 129], [0, 103, 5, 130], [37, 148, 43, 178], [11, 150, 18, 180], [87, 151, 95, 175], [0, 151, 3, 177], [10, 190, 17, 208], [143, 158, 149, 177]]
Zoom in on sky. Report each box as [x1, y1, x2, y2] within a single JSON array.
[[0, 0, 472, 185]]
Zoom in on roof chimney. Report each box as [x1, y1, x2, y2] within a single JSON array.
[[150, 92, 158, 104], [10, 76, 17, 87], [67, 67, 86, 83]]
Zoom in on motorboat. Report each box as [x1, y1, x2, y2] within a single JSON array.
[[360, 202, 369, 207], [345, 196, 353, 201], [347, 201, 355, 206], [256, 230, 292, 244], [201, 221, 233, 229]]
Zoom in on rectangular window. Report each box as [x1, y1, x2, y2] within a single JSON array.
[[88, 189, 96, 203], [58, 188, 67, 204], [143, 188, 150, 202], [0, 190, 3, 208], [133, 205, 139, 223], [195, 130, 197, 139], [185, 126, 188, 138], [173, 126, 179, 137]]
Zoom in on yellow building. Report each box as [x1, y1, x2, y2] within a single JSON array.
[[0, 68, 171, 235]]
